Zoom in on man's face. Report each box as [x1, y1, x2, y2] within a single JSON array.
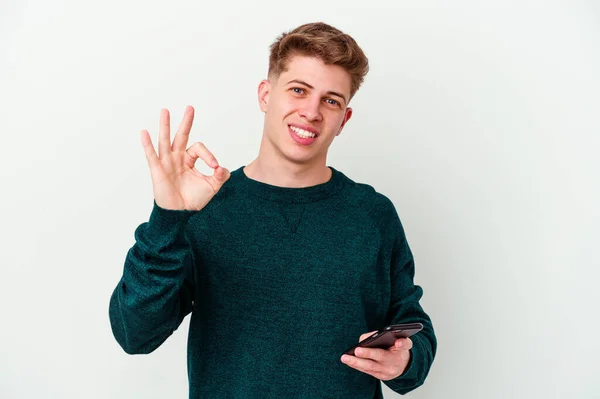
[[258, 55, 353, 167]]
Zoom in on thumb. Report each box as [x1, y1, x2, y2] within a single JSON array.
[[359, 330, 378, 342], [213, 166, 231, 185]]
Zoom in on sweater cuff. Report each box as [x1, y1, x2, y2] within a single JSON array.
[[382, 334, 423, 393], [147, 200, 198, 232]]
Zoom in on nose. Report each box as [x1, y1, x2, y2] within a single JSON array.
[[298, 97, 323, 122]]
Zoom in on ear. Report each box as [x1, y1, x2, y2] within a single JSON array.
[[258, 79, 270, 113], [336, 107, 353, 136]]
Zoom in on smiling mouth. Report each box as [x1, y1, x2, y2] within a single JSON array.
[[289, 125, 318, 138]]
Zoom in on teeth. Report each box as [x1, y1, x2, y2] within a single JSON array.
[[290, 125, 316, 138]]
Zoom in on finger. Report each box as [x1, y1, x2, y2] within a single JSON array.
[[341, 354, 381, 376], [185, 142, 219, 171], [140, 130, 160, 170], [359, 330, 378, 342], [393, 338, 413, 350], [158, 108, 171, 158], [354, 346, 387, 362], [172, 105, 195, 152], [210, 165, 231, 184]]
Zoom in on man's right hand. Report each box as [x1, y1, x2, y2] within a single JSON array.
[[140, 106, 231, 211]]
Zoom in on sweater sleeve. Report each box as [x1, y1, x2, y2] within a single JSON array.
[[381, 206, 437, 395], [109, 200, 199, 354]]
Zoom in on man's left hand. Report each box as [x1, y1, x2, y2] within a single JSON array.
[[340, 330, 412, 381]]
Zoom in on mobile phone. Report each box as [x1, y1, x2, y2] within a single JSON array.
[[342, 323, 423, 356]]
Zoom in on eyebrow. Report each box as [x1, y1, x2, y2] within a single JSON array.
[[285, 79, 348, 105]]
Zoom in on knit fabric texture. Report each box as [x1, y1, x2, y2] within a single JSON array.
[[109, 165, 436, 398]]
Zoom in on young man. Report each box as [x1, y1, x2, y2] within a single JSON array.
[[109, 22, 436, 398]]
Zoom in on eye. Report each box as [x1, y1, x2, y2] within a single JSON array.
[[326, 98, 341, 107], [292, 87, 305, 94]]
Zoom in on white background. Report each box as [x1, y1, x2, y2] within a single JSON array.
[[1, 0, 598, 398]]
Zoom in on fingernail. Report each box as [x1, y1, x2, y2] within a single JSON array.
[[341, 355, 349, 363]]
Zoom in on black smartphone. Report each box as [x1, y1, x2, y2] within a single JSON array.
[[342, 323, 423, 356]]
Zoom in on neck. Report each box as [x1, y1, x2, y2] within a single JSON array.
[[243, 157, 332, 188]]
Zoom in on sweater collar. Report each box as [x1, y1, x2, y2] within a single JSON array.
[[231, 165, 347, 203]]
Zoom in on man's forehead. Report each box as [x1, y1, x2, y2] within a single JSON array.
[[285, 56, 348, 80]]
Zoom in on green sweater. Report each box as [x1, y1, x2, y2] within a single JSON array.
[[109, 166, 436, 398]]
